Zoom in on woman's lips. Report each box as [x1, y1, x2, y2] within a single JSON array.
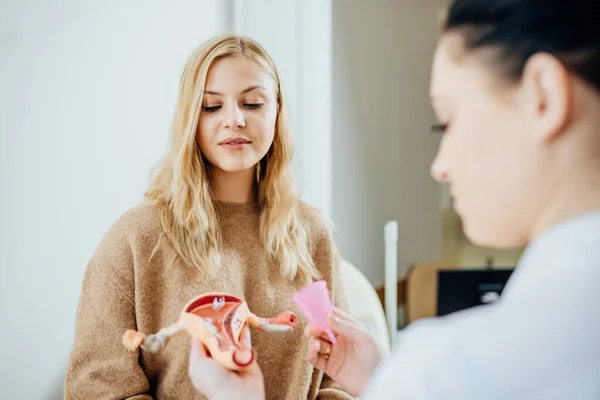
[[219, 138, 251, 150]]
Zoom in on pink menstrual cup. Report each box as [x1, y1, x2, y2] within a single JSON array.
[[293, 280, 336, 343]]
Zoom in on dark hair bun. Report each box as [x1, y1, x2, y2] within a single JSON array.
[[444, 0, 600, 91]]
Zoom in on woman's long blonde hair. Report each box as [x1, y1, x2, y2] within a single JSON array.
[[145, 34, 320, 281]]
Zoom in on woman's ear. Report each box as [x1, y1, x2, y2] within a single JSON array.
[[520, 53, 572, 143]]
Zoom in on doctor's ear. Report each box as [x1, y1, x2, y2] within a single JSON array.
[[520, 53, 572, 143]]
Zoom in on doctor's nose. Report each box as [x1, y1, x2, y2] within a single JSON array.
[[430, 151, 449, 183]]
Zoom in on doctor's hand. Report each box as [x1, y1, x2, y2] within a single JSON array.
[[188, 327, 265, 400], [304, 307, 388, 397]]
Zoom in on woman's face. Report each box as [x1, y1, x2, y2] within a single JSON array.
[[197, 56, 278, 175], [429, 34, 565, 249]]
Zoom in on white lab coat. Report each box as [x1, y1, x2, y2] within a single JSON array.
[[364, 211, 600, 399]]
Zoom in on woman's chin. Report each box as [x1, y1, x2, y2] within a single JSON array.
[[211, 163, 257, 175]]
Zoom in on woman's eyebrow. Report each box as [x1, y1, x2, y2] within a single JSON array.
[[203, 85, 267, 96]]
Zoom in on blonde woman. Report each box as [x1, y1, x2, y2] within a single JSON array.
[[65, 35, 353, 400]]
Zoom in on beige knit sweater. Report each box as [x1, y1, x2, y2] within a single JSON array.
[[65, 200, 354, 400]]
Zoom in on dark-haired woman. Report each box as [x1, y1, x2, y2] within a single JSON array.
[[189, 0, 600, 398]]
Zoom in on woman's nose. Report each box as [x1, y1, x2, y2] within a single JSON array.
[[223, 105, 246, 129]]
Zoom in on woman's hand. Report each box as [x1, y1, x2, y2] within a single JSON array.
[[304, 307, 388, 397], [188, 327, 265, 400]]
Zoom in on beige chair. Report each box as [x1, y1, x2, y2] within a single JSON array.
[[340, 259, 390, 352], [405, 261, 458, 323]]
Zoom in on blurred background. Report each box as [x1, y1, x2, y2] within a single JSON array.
[[0, 0, 522, 398]]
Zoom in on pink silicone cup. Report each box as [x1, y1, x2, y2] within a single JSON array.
[[293, 280, 336, 343]]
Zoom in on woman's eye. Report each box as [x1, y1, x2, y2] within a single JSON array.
[[431, 123, 448, 133], [202, 105, 221, 112], [244, 103, 263, 110]]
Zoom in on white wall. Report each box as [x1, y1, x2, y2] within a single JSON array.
[[332, 0, 444, 286], [0, 1, 226, 398]]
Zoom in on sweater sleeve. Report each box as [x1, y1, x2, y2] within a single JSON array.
[[65, 213, 153, 400], [314, 216, 356, 399]]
